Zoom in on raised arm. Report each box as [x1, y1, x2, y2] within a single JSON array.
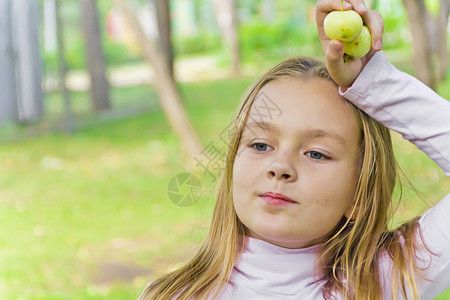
[[341, 51, 450, 176], [342, 48, 450, 300]]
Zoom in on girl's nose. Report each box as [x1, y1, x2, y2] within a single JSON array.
[[266, 156, 297, 182]]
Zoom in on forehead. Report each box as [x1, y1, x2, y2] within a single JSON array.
[[246, 78, 359, 142]]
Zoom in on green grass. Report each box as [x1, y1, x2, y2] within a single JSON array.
[[1, 66, 449, 299], [0, 76, 255, 299]]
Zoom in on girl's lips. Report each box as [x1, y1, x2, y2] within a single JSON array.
[[259, 192, 298, 206]]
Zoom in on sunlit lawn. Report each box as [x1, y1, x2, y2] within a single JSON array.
[[0, 64, 449, 299]]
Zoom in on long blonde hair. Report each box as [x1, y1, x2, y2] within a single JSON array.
[[139, 56, 432, 300]]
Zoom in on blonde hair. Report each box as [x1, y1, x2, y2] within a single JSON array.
[[139, 56, 433, 300]]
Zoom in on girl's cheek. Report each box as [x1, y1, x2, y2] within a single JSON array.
[[236, 147, 251, 161], [235, 157, 251, 171]]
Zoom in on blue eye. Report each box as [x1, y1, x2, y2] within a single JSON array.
[[307, 151, 327, 160], [251, 143, 272, 152]]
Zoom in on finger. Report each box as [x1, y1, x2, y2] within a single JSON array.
[[316, 0, 352, 27], [316, 0, 353, 13], [362, 9, 384, 50], [345, 0, 367, 15], [325, 40, 345, 74]]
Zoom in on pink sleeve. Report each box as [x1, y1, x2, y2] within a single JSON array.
[[340, 51, 450, 299], [340, 51, 450, 176]]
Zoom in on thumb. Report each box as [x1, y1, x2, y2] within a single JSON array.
[[325, 40, 345, 75]]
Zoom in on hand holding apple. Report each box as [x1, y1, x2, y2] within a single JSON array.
[[315, 0, 384, 89], [323, 8, 372, 58], [324, 10, 363, 43]]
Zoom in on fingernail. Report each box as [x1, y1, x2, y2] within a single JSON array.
[[359, 3, 367, 12], [375, 40, 382, 50], [331, 41, 341, 53]]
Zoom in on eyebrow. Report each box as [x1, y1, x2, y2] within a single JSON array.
[[244, 121, 347, 145]]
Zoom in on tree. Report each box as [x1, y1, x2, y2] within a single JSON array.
[[213, 0, 241, 75], [55, 0, 74, 133], [113, 0, 203, 161], [401, 0, 449, 89], [80, 0, 111, 111], [155, 0, 174, 77], [0, 0, 19, 126]]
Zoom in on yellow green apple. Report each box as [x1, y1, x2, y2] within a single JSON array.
[[343, 25, 372, 57], [323, 10, 363, 42]]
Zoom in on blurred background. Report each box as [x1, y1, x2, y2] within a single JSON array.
[[0, 0, 448, 299]]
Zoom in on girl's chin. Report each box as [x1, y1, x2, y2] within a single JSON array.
[[249, 230, 300, 244], [247, 228, 326, 248], [256, 236, 309, 248]]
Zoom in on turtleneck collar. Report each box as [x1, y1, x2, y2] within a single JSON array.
[[231, 236, 325, 296]]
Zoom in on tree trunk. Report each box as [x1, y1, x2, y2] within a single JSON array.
[[401, 0, 435, 88], [213, 0, 240, 75], [401, 0, 449, 89], [437, 0, 449, 81], [80, 0, 110, 112], [113, 0, 203, 161], [12, 0, 44, 124], [155, 0, 174, 78], [55, 0, 74, 133], [0, 0, 18, 126]]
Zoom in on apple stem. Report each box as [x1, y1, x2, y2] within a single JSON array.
[[341, 0, 344, 11], [344, 54, 350, 63]]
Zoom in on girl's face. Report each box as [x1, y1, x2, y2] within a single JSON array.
[[232, 78, 361, 249]]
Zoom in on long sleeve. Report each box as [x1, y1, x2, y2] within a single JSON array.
[[340, 51, 450, 176], [341, 51, 450, 299]]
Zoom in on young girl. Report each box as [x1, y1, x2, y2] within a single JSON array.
[[140, 1, 450, 299]]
